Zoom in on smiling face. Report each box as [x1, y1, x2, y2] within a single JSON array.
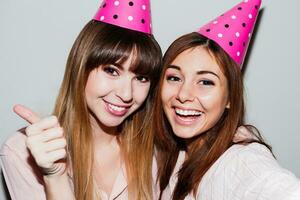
[[85, 52, 150, 128], [161, 46, 230, 139]]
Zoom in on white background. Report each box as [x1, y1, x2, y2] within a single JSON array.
[[1, 0, 299, 199]]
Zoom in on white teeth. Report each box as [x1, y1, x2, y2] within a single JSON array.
[[108, 103, 126, 112], [175, 108, 202, 116]]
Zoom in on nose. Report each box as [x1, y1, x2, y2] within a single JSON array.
[[116, 78, 133, 103], [176, 82, 195, 103]]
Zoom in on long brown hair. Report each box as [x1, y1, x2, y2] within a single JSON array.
[[152, 32, 270, 199], [53, 20, 162, 199]]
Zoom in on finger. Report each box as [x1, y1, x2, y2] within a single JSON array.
[[13, 104, 41, 124], [26, 116, 59, 136], [40, 127, 64, 142], [45, 138, 67, 152], [233, 126, 256, 143], [47, 149, 67, 163], [26, 127, 64, 148], [237, 126, 255, 138]]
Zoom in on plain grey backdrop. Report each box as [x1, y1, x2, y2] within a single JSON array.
[[0, 0, 299, 199]]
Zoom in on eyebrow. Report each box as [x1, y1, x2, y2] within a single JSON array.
[[197, 70, 220, 80], [167, 64, 220, 80], [167, 65, 181, 71]]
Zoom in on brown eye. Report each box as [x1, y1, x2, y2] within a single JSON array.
[[136, 75, 149, 83], [166, 75, 181, 82], [103, 66, 119, 76], [199, 80, 215, 86]]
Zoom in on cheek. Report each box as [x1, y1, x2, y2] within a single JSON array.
[[161, 81, 177, 105], [197, 89, 228, 113], [85, 73, 98, 98], [85, 71, 113, 97], [197, 91, 219, 108], [133, 84, 150, 104]]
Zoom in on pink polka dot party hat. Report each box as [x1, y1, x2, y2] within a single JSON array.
[[198, 0, 262, 67], [93, 0, 152, 34]]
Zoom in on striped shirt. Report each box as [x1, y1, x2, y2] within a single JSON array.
[[159, 143, 300, 200]]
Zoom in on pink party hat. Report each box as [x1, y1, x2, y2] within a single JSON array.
[[93, 0, 152, 34], [198, 0, 262, 67]]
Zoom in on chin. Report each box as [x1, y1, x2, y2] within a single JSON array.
[[92, 113, 124, 127], [172, 124, 210, 140], [102, 118, 125, 127], [173, 128, 198, 139]]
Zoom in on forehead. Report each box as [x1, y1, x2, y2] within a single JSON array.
[[170, 46, 223, 75]]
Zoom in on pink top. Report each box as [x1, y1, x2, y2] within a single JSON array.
[[0, 131, 133, 200], [159, 143, 300, 200]]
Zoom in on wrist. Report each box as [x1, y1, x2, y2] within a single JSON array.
[[43, 170, 75, 200], [43, 168, 68, 181]]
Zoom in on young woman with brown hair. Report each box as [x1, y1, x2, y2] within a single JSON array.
[[150, 0, 300, 199], [0, 1, 162, 199]]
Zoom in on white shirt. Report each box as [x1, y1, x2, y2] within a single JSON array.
[[160, 143, 300, 200]]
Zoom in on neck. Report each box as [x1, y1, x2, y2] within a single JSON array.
[[89, 114, 120, 147]]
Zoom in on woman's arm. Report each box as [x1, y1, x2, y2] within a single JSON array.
[[197, 142, 300, 200], [2, 105, 75, 200], [1, 135, 46, 200], [43, 172, 75, 200]]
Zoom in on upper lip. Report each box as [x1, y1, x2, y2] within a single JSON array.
[[103, 99, 132, 108]]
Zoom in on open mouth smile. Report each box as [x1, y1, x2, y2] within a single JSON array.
[[103, 100, 132, 117], [173, 107, 203, 125]]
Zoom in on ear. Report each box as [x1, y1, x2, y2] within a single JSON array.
[[226, 101, 230, 109]]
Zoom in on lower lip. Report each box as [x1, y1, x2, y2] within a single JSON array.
[[104, 101, 129, 117], [173, 110, 202, 126]]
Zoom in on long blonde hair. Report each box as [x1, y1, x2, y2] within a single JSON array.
[[53, 20, 162, 199]]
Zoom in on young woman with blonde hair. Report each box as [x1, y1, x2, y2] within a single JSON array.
[[0, 1, 162, 199]]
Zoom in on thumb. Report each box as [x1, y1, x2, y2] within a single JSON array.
[[13, 104, 41, 124]]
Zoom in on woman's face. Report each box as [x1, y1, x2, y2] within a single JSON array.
[[85, 52, 150, 127], [161, 46, 230, 139]]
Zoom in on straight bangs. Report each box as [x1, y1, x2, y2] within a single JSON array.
[[85, 20, 162, 84]]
